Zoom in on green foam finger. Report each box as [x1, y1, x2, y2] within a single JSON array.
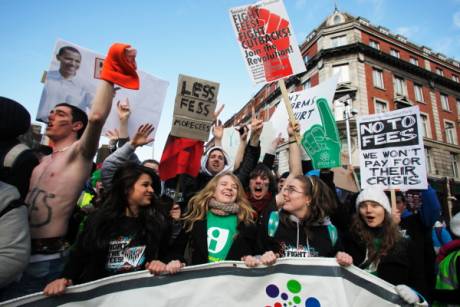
[[316, 98, 339, 140]]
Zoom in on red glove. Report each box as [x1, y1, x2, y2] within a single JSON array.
[[100, 43, 139, 90], [243, 7, 293, 82]]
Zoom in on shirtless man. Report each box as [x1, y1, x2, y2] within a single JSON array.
[[7, 43, 140, 298]]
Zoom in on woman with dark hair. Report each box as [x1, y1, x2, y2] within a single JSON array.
[[343, 187, 428, 306], [180, 172, 257, 265], [244, 174, 349, 266], [43, 163, 182, 296]]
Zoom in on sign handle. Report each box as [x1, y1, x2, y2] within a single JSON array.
[[390, 189, 396, 214], [278, 79, 300, 144]]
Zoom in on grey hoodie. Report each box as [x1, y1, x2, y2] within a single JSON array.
[[0, 182, 30, 288]]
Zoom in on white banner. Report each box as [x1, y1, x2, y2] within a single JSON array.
[[229, 0, 306, 84], [37, 39, 169, 140], [5, 258, 407, 307], [357, 106, 427, 190]]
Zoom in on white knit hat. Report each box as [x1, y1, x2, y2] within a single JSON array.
[[450, 212, 460, 237], [355, 187, 391, 214]]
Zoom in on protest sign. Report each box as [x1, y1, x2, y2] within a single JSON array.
[[170, 74, 219, 142], [6, 258, 405, 307], [357, 106, 427, 190], [269, 76, 340, 169], [229, 0, 306, 84], [37, 39, 169, 140]]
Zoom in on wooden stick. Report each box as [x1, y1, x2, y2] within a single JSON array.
[[390, 189, 396, 213], [278, 79, 300, 144]]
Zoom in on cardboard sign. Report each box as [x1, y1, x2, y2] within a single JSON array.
[[229, 0, 306, 84], [269, 76, 340, 169], [170, 74, 219, 142], [357, 106, 428, 190], [37, 39, 169, 140]]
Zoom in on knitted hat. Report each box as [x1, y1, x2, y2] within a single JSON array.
[[450, 212, 460, 237], [355, 187, 391, 214], [0, 97, 31, 140]]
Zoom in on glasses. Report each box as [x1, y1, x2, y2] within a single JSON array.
[[282, 186, 304, 195]]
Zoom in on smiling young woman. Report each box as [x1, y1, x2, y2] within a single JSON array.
[[43, 163, 182, 296], [178, 172, 257, 265]]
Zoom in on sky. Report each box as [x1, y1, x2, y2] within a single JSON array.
[[1, 0, 460, 161]]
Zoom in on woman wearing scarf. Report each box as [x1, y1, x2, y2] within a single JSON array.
[[180, 172, 257, 264]]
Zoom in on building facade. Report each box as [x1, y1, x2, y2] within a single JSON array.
[[225, 10, 460, 215], [227, 12, 460, 173]]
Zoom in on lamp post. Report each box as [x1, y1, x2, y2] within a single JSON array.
[[337, 94, 356, 166]]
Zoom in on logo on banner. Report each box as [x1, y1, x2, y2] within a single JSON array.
[[207, 227, 230, 253], [265, 279, 321, 307]]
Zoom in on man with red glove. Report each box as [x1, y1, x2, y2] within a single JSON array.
[[1, 43, 139, 300]]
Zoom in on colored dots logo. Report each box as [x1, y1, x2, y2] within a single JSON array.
[[263, 280, 321, 307]]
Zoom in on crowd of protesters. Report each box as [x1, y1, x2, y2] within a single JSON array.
[[1, 43, 459, 306]]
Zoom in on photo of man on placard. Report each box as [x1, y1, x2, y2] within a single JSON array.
[[36, 45, 94, 122]]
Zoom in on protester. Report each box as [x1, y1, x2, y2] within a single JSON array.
[[394, 191, 437, 300], [343, 187, 428, 306], [244, 174, 347, 266], [179, 172, 257, 264], [0, 182, 30, 293], [0, 97, 39, 199], [431, 211, 460, 305], [13, 43, 139, 297], [43, 163, 182, 296]]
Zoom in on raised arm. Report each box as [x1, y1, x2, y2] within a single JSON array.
[[233, 125, 248, 170], [78, 44, 139, 160], [288, 121, 303, 176]]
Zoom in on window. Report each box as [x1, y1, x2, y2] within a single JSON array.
[[369, 40, 380, 50], [453, 75, 459, 83], [457, 98, 460, 116], [390, 49, 400, 58], [420, 114, 429, 138], [409, 57, 418, 66], [436, 68, 444, 76], [425, 148, 434, 174], [451, 153, 459, 178], [375, 100, 388, 113], [372, 68, 384, 88], [302, 78, 311, 89], [414, 84, 424, 102], [393, 76, 406, 96], [445, 121, 457, 144], [332, 63, 350, 83], [331, 35, 347, 48], [441, 93, 450, 111]]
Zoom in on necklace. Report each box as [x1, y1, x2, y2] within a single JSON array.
[[53, 145, 71, 153]]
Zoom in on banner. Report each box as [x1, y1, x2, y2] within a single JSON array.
[[37, 39, 169, 140], [269, 76, 340, 169], [5, 258, 407, 307], [170, 74, 219, 142], [357, 106, 427, 190], [229, 0, 306, 84]]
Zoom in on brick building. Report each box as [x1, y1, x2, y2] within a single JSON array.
[[225, 9, 460, 213]]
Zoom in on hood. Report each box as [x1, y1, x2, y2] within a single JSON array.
[[0, 181, 20, 211], [200, 146, 232, 176]]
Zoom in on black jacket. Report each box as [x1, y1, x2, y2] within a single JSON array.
[[175, 219, 257, 265], [343, 230, 424, 289], [257, 204, 342, 258], [62, 214, 172, 284]]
